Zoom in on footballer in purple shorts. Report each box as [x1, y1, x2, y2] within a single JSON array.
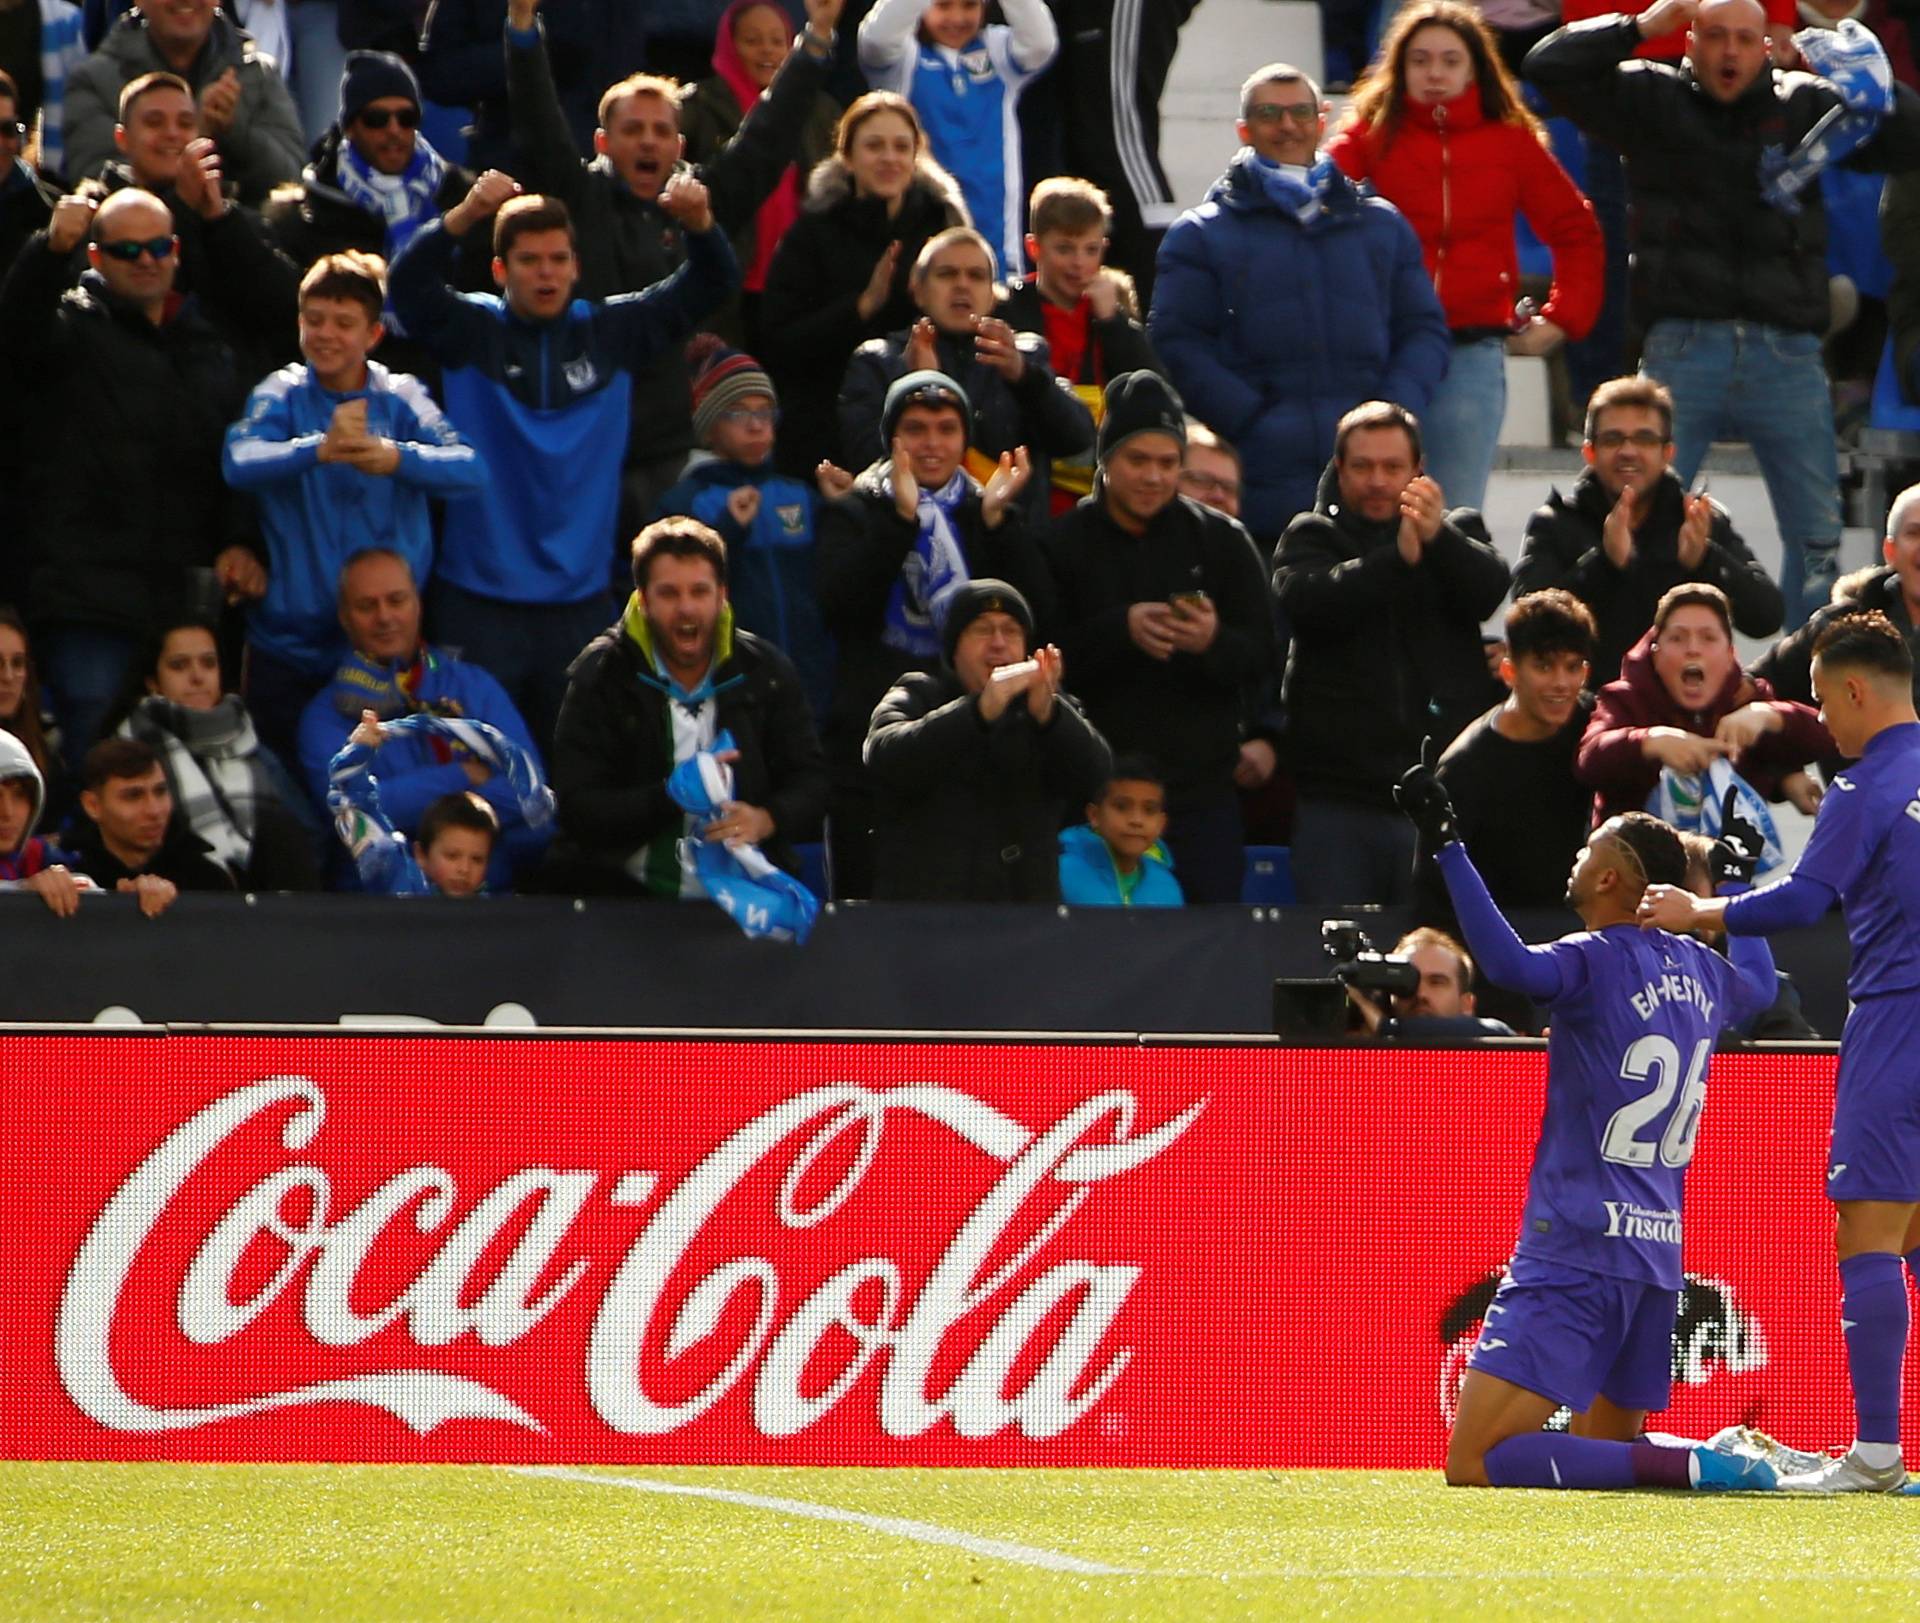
[[1644, 609, 1920, 1493], [1397, 756, 1778, 1491]]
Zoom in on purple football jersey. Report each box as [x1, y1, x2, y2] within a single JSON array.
[[1729, 720, 1920, 999], [1514, 926, 1752, 1290]]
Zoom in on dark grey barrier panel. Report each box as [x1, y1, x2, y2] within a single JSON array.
[[0, 894, 1855, 1035]]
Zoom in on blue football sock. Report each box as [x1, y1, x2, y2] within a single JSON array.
[[1482, 1432, 1682, 1489], [1839, 1251, 1909, 1446]]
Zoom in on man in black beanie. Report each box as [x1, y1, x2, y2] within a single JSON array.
[[264, 49, 481, 336], [1045, 369, 1273, 902], [864, 578, 1110, 902]]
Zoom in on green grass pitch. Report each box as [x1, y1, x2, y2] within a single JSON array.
[[4, 1463, 1917, 1621]]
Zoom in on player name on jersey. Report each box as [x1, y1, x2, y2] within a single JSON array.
[[1628, 971, 1716, 1025]]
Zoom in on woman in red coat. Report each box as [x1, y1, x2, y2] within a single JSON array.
[[1328, 0, 1603, 511]]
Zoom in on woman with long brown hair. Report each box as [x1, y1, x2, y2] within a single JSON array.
[[1329, 0, 1603, 509]]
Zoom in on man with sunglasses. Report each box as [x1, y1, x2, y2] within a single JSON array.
[[0, 186, 254, 768], [1514, 374, 1783, 684], [1150, 61, 1449, 549], [265, 49, 484, 367]]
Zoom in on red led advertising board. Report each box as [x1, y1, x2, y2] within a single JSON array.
[[3, 1034, 1908, 1466]]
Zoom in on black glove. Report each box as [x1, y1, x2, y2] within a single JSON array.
[[1394, 736, 1458, 849], [1708, 785, 1763, 889]]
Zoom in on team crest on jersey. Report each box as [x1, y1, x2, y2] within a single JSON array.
[[564, 356, 599, 392], [961, 47, 994, 81], [776, 503, 805, 535]]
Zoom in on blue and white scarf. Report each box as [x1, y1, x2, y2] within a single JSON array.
[[36, 0, 86, 181], [337, 134, 449, 261], [878, 466, 972, 660], [1647, 756, 1788, 879], [1759, 19, 1895, 214], [666, 729, 819, 943], [1243, 151, 1342, 227]]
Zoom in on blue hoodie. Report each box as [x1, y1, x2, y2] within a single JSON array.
[[654, 455, 835, 723], [387, 215, 738, 605], [1058, 823, 1184, 908], [222, 359, 487, 674]]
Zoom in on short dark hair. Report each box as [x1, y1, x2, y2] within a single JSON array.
[[1652, 582, 1732, 640], [118, 71, 193, 124], [0, 68, 18, 104], [494, 194, 576, 259], [632, 516, 728, 591], [1812, 609, 1915, 684], [417, 790, 499, 854], [1583, 375, 1674, 446], [1101, 753, 1166, 794], [1334, 400, 1422, 466], [83, 736, 162, 793], [1600, 811, 1688, 894], [300, 250, 386, 324], [1506, 589, 1597, 663]]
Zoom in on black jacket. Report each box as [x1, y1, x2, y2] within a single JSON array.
[[0, 243, 253, 636], [1526, 14, 1920, 332], [761, 159, 969, 477], [65, 819, 235, 893], [1513, 466, 1783, 683], [864, 666, 1111, 902], [1046, 490, 1274, 810], [549, 619, 827, 881], [79, 160, 303, 376], [993, 277, 1161, 386], [1754, 565, 1920, 709], [0, 161, 57, 276], [815, 472, 1054, 780], [1271, 461, 1510, 808], [838, 325, 1096, 518], [507, 18, 832, 461]]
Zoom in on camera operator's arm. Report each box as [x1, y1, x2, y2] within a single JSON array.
[[1346, 983, 1388, 1035]]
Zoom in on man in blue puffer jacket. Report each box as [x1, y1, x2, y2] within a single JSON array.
[[1150, 62, 1450, 546]]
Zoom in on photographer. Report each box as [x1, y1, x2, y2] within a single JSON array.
[[1342, 924, 1516, 1040]]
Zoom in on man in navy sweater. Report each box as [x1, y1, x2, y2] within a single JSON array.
[[388, 167, 738, 751]]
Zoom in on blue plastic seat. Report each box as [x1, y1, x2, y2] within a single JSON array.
[[1240, 845, 1295, 906]]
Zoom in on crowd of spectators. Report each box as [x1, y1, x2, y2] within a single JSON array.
[[6, 0, 1920, 954]]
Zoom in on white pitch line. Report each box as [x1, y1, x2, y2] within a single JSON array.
[[507, 1466, 1141, 1576]]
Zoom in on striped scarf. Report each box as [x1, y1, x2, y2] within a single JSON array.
[[123, 694, 273, 878], [36, 0, 86, 180]]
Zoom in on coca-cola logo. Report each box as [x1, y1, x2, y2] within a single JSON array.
[[58, 1076, 1207, 1443]]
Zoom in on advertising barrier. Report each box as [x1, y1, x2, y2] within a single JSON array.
[[6, 1033, 1912, 1467]]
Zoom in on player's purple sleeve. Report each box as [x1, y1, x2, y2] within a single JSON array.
[[1722, 871, 1838, 934], [1436, 842, 1572, 1002]]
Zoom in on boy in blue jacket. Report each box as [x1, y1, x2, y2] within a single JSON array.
[[1059, 753, 1184, 907], [653, 335, 835, 723], [223, 250, 487, 763]]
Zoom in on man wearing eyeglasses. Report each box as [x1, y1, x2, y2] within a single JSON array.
[[1150, 61, 1449, 548], [1514, 374, 1784, 683], [264, 49, 483, 352], [0, 68, 58, 272], [0, 186, 253, 769]]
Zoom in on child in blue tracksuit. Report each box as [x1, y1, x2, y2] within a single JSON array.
[[328, 709, 554, 895], [857, 0, 1057, 277], [653, 336, 835, 724], [222, 252, 486, 757], [1059, 754, 1184, 907]]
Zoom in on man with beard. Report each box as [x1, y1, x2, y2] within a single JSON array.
[[1513, 376, 1782, 683], [1397, 762, 1778, 1491], [1576, 582, 1829, 823], [548, 516, 827, 897]]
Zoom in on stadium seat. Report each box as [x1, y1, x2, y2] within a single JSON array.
[[1870, 340, 1920, 434], [793, 841, 830, 900], [1240, 844, 1295, 905]]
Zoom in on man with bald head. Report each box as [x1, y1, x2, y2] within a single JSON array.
[[1527, 0, 1920, 627], [0, 184, 253, 767]]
